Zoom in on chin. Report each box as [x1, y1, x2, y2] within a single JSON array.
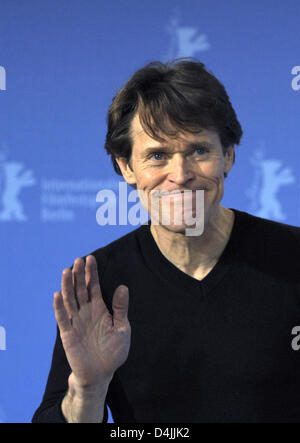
[[160, 223, 195, 234]]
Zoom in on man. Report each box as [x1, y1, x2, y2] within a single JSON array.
[[32, 59, 300, 423]]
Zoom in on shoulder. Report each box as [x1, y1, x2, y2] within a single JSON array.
[[237, 209, 299, 238], [232, 208, 300, 254], [230, 209, 300, 286], [81, 224, 147, 271], [78, 224, 148, 309]]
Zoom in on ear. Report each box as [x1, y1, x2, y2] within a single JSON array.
[[115, 157, 137, 185], [224, 146, 235, 175]]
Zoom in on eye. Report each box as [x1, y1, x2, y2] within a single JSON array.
[[194, 146, 208, 156], [151, 152, 166, 161]]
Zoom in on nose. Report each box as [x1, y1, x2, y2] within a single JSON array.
[[167, 154, 194, 186]]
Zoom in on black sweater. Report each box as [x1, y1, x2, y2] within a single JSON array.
[[32, 209, 300, 423]]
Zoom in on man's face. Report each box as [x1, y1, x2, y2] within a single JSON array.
[[116, 113, 234, 234]]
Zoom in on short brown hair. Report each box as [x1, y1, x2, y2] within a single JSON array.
[[105, 58, 243, 177]]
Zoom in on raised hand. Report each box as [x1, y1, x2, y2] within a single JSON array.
[[53, 255, 131, 390]]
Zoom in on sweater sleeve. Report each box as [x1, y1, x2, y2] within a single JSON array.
[[31, 325, 109, 423]]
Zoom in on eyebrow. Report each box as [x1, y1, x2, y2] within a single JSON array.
[[142, 141, 215, 156]]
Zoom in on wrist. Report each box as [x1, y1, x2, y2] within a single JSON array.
[[68, 372, 112, 400]]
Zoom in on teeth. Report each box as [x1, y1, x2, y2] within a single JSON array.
[[160, 190, 182, 197], [153, 188, 206, 197]]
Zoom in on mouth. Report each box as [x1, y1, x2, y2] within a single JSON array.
[[154, 188, 206, 198]]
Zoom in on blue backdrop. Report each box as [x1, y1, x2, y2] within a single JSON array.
[[0, 0, 300, 423]]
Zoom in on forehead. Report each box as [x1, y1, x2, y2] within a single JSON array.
[[130, 113, 221, 149]]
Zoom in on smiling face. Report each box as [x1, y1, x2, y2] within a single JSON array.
[[116, 113, 235, 234]]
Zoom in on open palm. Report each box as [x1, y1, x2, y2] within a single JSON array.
[[53, 255, 131, 388]]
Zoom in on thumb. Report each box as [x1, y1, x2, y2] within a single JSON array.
[[112, 285, 129, 325]]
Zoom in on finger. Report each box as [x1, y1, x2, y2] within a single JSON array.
[[112, 285, 129, 326], [85, 255, 107, 311], [53, 292, 72, 332], [61, 268, 78, 318], [85, 255, 105, 303], [72, 258, 89, 307]]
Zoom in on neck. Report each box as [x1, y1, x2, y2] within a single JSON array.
[[150, 206, 235, 278]]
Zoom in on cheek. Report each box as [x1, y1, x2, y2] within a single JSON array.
[[136, 169, 162, 189], [135, 171, 161, 209], [199, 162, 224, 185]]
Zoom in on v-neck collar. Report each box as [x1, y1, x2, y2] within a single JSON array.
[[136, 208, 244, 297]]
